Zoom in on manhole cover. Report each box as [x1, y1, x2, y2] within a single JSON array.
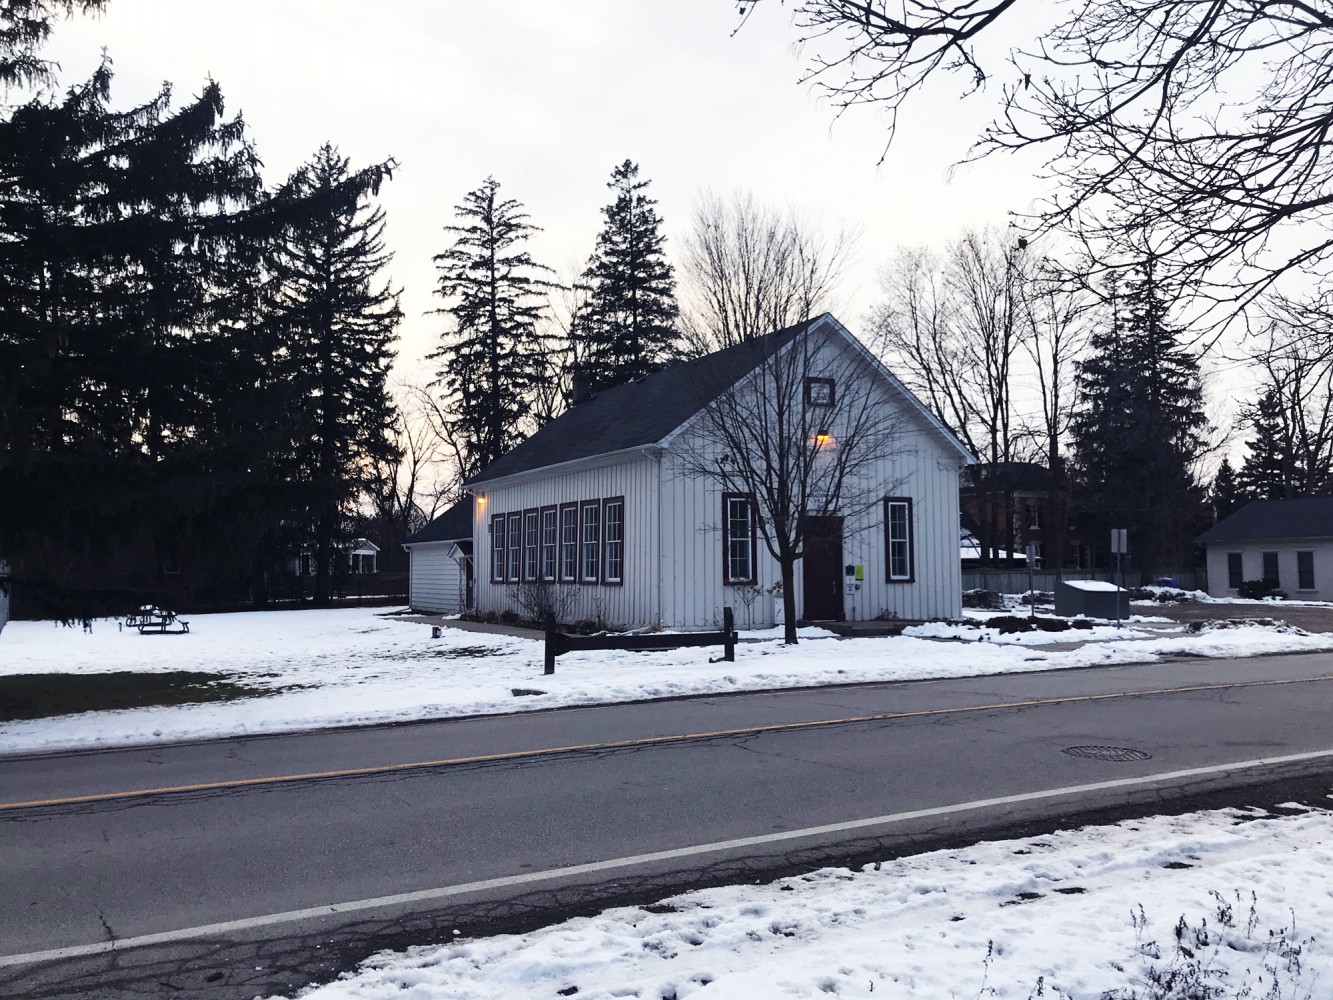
[[1062, 745, 1152, 762]]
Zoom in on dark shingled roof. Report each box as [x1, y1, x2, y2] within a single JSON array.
[[406, 497, 473, 545], [961, 462, 1054, 493], [1196, 497, 1333, 544], [469, 319, 812, 485]]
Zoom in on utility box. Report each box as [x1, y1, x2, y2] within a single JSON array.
[[1056, 579, 1129, 620]]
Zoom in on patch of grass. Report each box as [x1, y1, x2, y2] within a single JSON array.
[[380, 645, 504, 661], [0, 671, 273, 722]]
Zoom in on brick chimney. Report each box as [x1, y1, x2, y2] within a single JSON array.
[[570, 368, 593, 404]]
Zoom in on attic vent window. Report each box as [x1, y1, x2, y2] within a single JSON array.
[[805, 377, 835, 407]]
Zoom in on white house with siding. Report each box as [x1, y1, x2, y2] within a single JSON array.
[[402, 499, 474, 615], [434, 315, 973, 630], [1197, 497, 1333, 600]]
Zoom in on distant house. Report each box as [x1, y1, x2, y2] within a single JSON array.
[[292, 538, 380, 578], [1197, 497, 1333, 600], [402, 498, 474, 615], [960, 462, 1060, 568], [415, 314, 974, 630]]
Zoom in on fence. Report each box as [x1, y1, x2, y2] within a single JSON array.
[[544, 607, 737, 675], [962, 570, 1204, 594]]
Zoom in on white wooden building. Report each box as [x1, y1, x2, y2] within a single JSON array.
[[422, 315, 974, 630], [1198, 497, 1333, 600], [402, 499, 474, 615]]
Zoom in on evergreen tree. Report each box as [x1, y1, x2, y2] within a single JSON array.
[[1068, 263, 1209, 580], [0, 63, 395, 616], [0, 0, 106, 88], [0, 64, 272, 614], [1236, 389, 1299, 500], [575, 160, 678, 389], [1211, 457, 1244, 520], [429, 177, 555, 479], [266, 143, 402, 605]]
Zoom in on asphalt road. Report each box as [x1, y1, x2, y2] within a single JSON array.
[[5, 649, 1333, 999]]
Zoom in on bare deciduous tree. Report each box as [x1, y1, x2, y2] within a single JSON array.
[[739, 0, 1333, 317], [1018, 260, 1094, 571], [678, 191, 856, 353], [679, 318, 904, 644], [871, 229, 1026, 563]]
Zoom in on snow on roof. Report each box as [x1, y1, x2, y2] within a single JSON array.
[[1061, 579, 1125, 592]]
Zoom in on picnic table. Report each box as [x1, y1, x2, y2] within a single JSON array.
[[126, 605, 190, 635]]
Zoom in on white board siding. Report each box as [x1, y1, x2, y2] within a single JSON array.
[[1206, 541, 1333, 602], [657, 361, 965, 627], [406, 542, 466, 615], [473, 456, 660, 629]]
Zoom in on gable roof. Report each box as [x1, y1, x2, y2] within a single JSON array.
[[405, 497, 473, 545], [468, 319, 809, 486], [1196, 497, 1333, 544], [469, 314, 973, 487]]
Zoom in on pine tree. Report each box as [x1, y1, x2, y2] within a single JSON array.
[[576, 160, 678, 389], [1068, 262, 1209, 580], [429, 177, 555, 479], [1236, 389, 1297, 500], [266, 144, 402, 604], [1211, 458, 1244, 519], [0, 64, 274, 615]]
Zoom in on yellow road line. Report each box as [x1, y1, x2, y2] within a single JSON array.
[[6, 673, 1333, 812]]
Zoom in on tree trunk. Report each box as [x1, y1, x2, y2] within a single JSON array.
[[781, 556, 798, 645]]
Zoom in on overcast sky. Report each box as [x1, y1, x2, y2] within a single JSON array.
[[40, 1, 1047, 382]]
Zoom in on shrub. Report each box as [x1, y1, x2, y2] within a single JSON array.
[[1238, 578, 1286, 600]]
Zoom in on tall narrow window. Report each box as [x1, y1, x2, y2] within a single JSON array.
[[506, 513, 521, 582], [490, 514, 506, 583], [1298, 551, 1315, 590], [559, 504, 578, 582], [580, 501, 601, 583], [884, 497, 914, 582], [723, 493, 756, 584], [1227, 552, 1243, 589], [1262, 550, 1279, 584], [602, 498, 625, 584], [523, 510, 540, 581], [540, 507, 558, 581]]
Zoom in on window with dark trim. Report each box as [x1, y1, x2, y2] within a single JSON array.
[[602, 497, 625, 584], [723, 493, 757, 584], [805, 376, 835, 407], [490, 513, 506, 583], [1227, 552, 1243, 589], [559, 503, 578, 582], [540, 506, 558, 581], [523, 510, 540, 581], [1298, 550, 1315, 590], [1262, 550, 1279, 584], [506, 513, 521, 582], [580, 501, 601, 583], [884, 497, 914, 582]]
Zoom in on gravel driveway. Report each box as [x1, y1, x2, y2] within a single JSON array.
[[1141, 601, 1333, 633]]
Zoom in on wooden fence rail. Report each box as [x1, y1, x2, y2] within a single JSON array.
[[544, 607, 737, 675]]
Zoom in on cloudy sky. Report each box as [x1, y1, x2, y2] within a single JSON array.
[[40, 0, 1046, 381]]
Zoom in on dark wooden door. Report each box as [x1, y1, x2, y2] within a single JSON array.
[[801, 515, 844, 621]]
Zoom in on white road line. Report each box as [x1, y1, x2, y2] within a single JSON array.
[[6, 746, 1333, 968]]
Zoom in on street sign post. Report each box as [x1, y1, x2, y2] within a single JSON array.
[[1110, 529, 1128, 626]]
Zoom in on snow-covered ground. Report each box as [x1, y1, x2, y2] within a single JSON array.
[[1, 606, 1332, 754], [266, 802, 1333, 999]]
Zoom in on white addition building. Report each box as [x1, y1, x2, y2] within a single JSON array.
[[1197, 497, 1333, 600], [407, 314, 975, 629], [402, 498, 474, 616]]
